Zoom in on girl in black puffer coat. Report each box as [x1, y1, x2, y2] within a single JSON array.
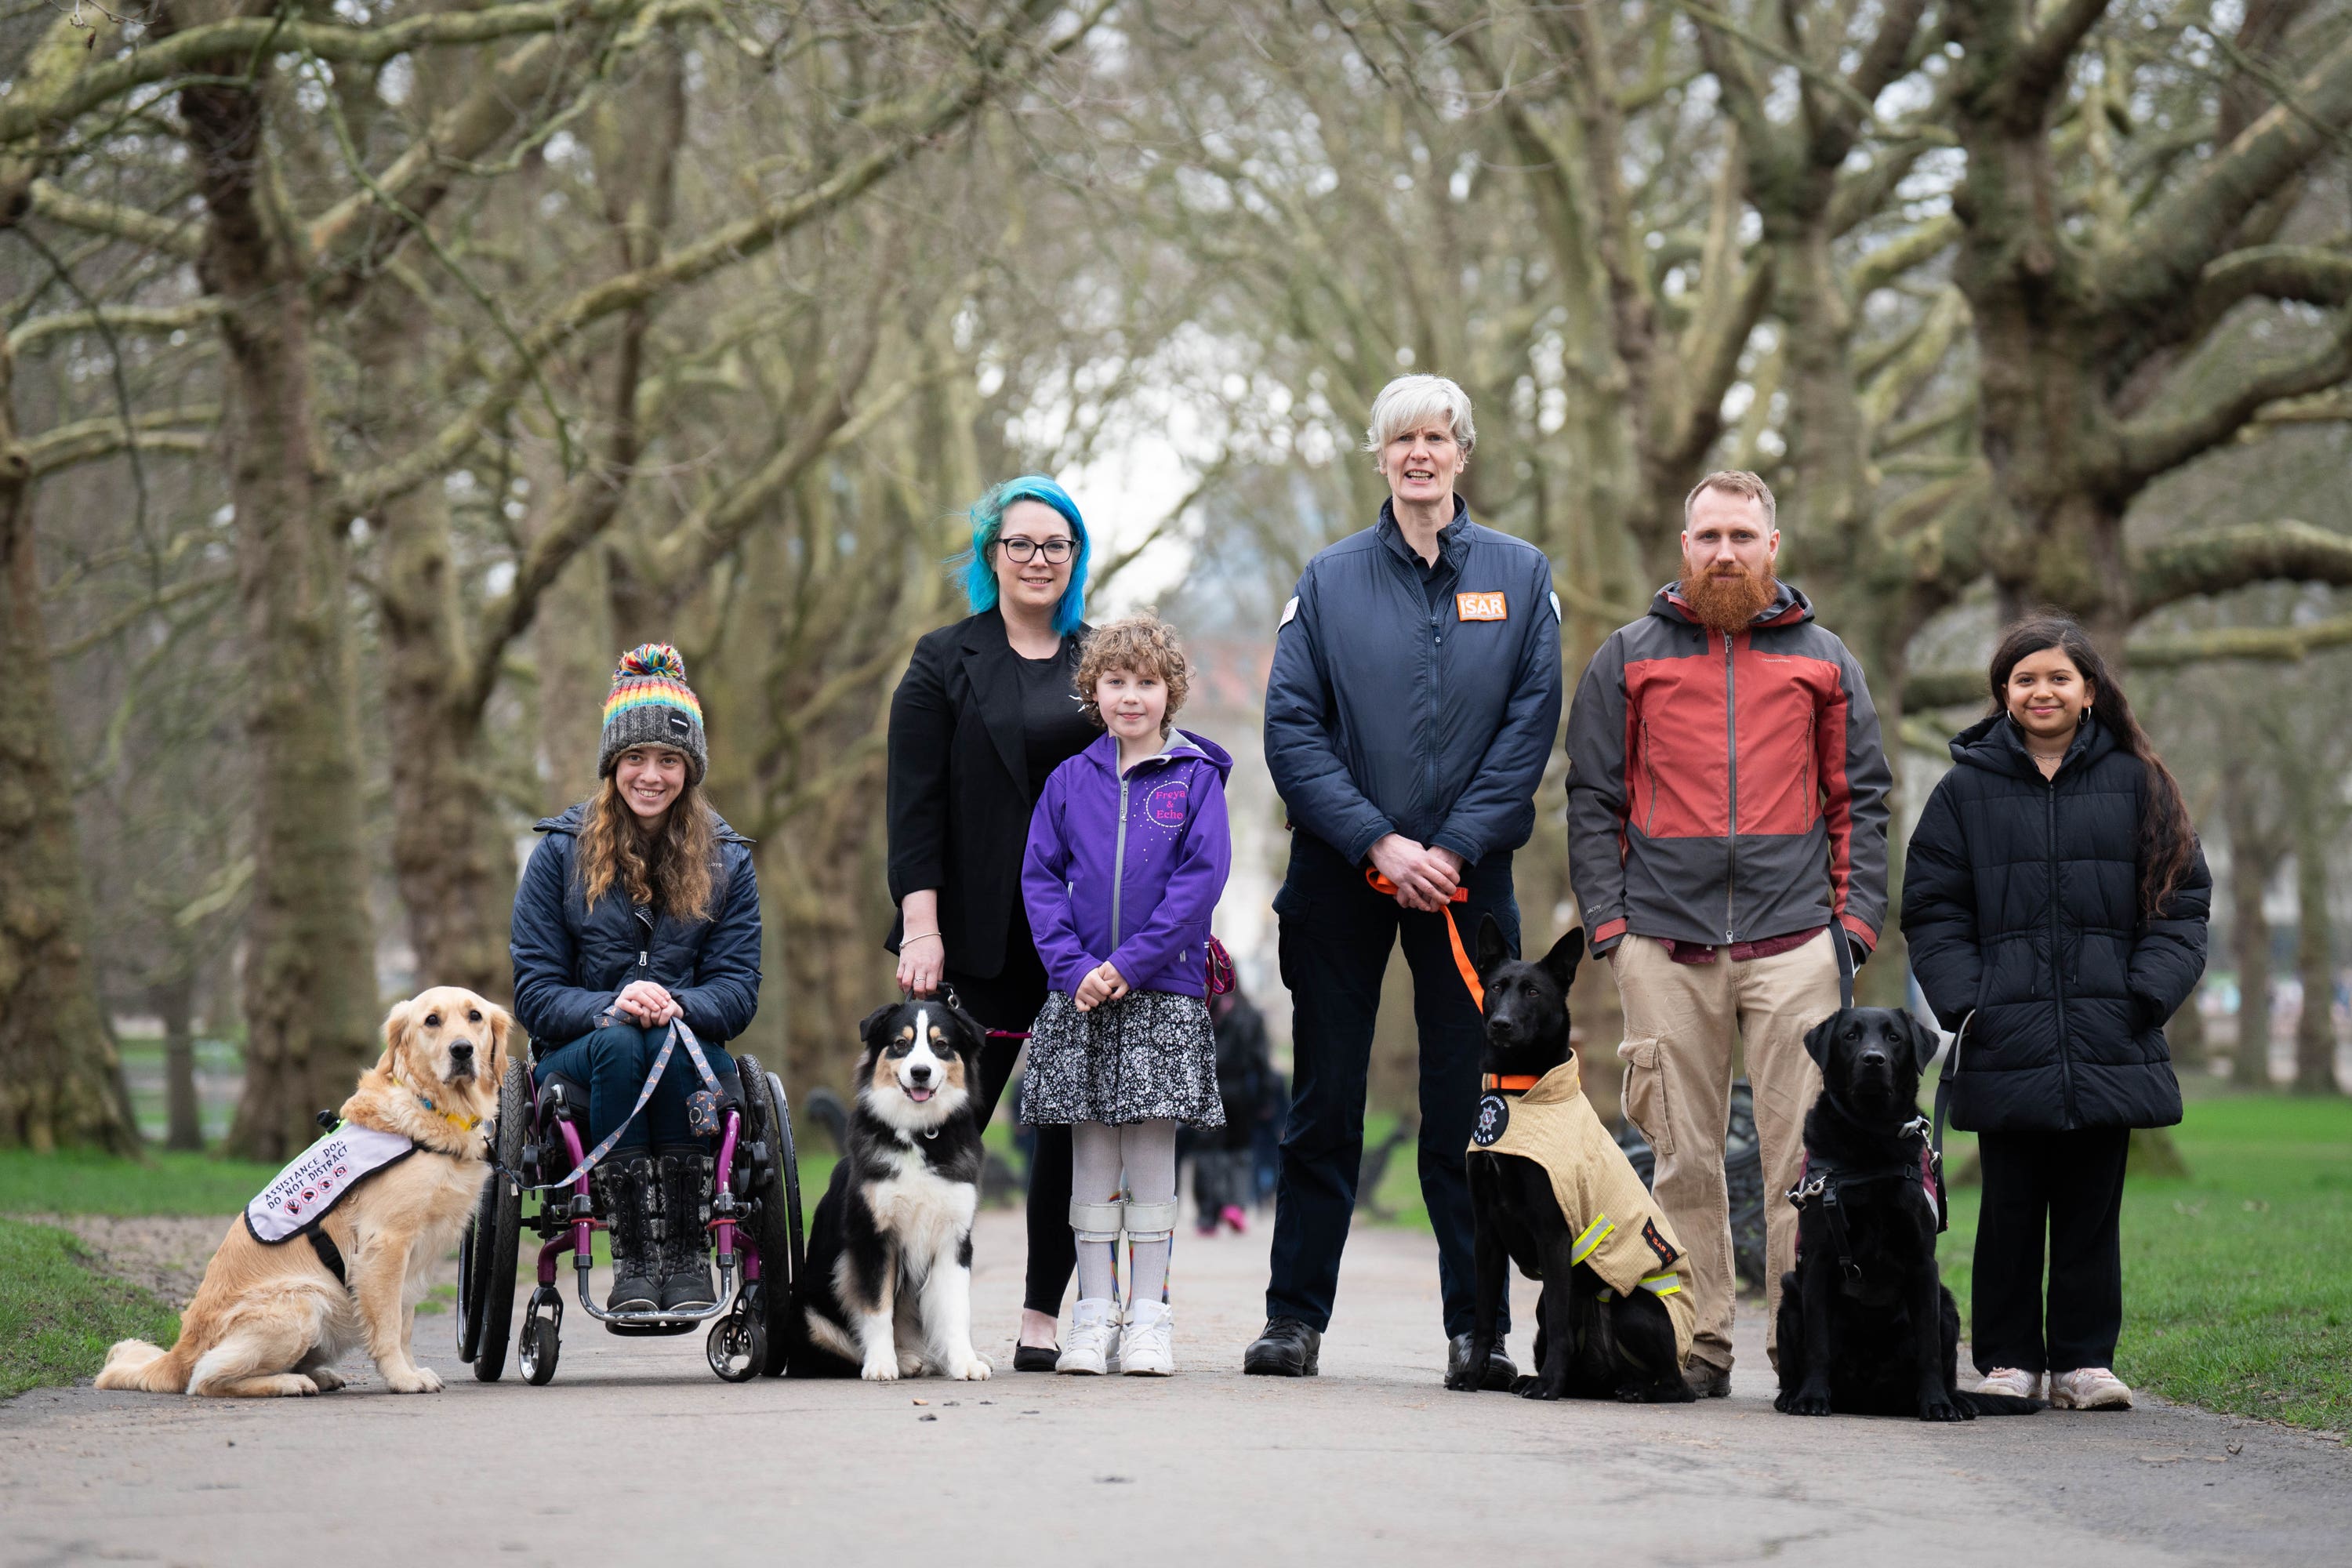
[[1902, 617, 2209, 1411]]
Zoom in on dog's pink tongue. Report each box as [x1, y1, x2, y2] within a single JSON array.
[[907, 1086, 934, 1102]]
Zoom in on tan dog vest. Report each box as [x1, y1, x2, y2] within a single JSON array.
[[1468, 1058, 1695, 1364]]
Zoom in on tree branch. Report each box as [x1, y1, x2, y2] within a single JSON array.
[[8, 299, 223, 354], [2131, 520, 2352, 612], [24, 420, 212, 476], [0, 0, 668, 148], [2116, 313, 2352, 485], [23, 180, 205, 260], [336, 0, 1097, 517], [2106, 34, 2352, 312], [2014, 0, 2114, 113]]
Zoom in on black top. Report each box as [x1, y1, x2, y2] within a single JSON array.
[[1018, 650, 1094, 796], [885, 609, 1094, 980], [1900, 713, 2210, 1134], [1389, 504, 1470, 611]]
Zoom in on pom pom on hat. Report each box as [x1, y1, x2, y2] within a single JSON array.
[[615, 643, 690, 683], [599, 641, 708, 782]]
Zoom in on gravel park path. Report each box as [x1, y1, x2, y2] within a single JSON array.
[[4, 1207, 2345, 1567]]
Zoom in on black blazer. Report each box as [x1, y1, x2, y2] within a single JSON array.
[[886, 608, 1091, 979]]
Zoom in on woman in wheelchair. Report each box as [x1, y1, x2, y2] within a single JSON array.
[[510, 644, 762, 1317]]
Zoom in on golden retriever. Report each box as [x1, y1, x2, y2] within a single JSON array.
[[96, 989, 510, 1397]]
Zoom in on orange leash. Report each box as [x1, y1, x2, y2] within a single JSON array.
[[1363, 869, 1484, 1011]]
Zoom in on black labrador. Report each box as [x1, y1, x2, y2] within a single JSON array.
[[1451, 914, 1693, 1403], [1774, 1007, 2041, 1421]]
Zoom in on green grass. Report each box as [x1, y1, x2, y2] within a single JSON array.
[[1940, 1094, 2352, 1432], [0, 1147, 283, 1217], [0, 1218, 180, 1400]]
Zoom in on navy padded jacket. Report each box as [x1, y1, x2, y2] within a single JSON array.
[[510, 802, 762, 1047], [1901, 713, 2209, 1132], [1265, 502, 1562, 868]]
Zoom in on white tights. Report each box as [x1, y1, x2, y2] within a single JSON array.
[[1070, 1118, 1178, 1305]]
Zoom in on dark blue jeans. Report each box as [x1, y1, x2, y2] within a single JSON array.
[[1266, 834, 1519, 1338], [534, 1023, 735, 1157]]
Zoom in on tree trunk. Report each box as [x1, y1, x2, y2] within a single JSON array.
[[154, 971, 204, 1151], [2223, 775, 2278, 1088], [0, 340, 141, 1153], [180, 61, 381, 1160], [362, 289, 517, 1005], [2290, 808, 2341, 1094]]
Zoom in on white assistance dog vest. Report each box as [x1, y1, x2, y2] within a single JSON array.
[[1468, 1057, 1696, 1365], [243, 1124, 420, 1244]]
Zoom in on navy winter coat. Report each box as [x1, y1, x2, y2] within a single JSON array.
[[510, 802, 763, 1047], [1265, 499, 1562, 868], [1900, 714, 2209, 1132]]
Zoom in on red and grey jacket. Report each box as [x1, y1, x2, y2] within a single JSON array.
[[1564, 583, 1889, 956]]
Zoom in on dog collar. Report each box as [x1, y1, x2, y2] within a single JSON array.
[[395, 1073, 482, 1132], [1481, 1074, 1542, 1093]]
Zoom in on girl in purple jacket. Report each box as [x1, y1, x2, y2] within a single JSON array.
[[1022, 615, 1233, 1376]]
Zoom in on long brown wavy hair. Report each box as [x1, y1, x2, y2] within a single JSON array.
[[575, 770, 720, 921], [1986, 616, 2198, 920]]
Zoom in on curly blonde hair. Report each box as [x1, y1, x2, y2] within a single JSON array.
[[1075, 615, 1192, 735]]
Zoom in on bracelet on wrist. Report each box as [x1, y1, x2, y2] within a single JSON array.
[[902, 931, 941, 945]]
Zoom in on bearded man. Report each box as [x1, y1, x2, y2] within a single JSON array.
[[1563, 469, 1890, 1396]]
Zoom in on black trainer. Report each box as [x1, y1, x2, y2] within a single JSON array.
[[656, 1154, 717, 1312], [1243, 1316, 1321, 1377], [1446, 1332, 1518, 1391], [597, 1159, 659, 1314]]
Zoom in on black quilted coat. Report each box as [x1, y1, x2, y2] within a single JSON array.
[[1900, 713, 2209, 1132]]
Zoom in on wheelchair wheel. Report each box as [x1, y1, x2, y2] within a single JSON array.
[[734, 1053, 805, 1377], [707, 1308, 765, 1382], [462, 1059, 528, 1383], [520, 1312, 561, 1386]]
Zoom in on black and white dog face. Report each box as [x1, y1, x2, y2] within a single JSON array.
[[1802, 1007, 1940, 1120], [856, 998, 983, 1132]]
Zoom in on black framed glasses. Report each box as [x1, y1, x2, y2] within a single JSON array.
[[997, 535, 1076, 564]]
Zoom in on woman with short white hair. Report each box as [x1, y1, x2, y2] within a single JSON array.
[[1250, 373, 1563, 1385]]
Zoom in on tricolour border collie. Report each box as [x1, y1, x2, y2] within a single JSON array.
[[799, 996, 992, 1381]]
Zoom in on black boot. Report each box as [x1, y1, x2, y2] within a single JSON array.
[[657, 1154, 716, 1312], [1242, 1316, 1321, 1377], [597, 1157, 659, 1314]]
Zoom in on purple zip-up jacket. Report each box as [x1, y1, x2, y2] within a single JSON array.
[[1022, 728, 1233, 998]]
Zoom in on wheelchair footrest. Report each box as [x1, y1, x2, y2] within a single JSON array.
[[604, 1317, 700, 1338]]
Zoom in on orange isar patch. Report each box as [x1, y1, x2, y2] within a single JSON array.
[[1456, 590, 1507, 622]]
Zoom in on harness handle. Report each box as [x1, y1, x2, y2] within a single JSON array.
[[1364, 868, 1483, 1010]]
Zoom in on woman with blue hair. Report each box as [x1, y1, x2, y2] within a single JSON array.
[[886, 475, 1094, 1370]]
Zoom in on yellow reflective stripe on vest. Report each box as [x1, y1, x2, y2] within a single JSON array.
[[1570, 1214, 1613, 1265], [1639, 1271, 1682, 1296]]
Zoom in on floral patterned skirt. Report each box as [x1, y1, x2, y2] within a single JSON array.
[[1021, 989, 1225, 1127]]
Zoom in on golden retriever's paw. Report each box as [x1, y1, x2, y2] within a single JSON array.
[[383, 1365, 445, 1394], [307, 1367, 347, 1392], [860, 1358, 901, 1382]]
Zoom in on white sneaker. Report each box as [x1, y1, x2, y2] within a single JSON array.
[[1975, 1366, 2042, 1399], [2049, 1367, 2132, 1409], [1122, 1300, 1174, 1376], [1057, 1298, 1121, 1375]]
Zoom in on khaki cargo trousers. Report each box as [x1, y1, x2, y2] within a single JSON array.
[[1610, 929, 1839, 1374]]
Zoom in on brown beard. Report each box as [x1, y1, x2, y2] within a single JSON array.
[[1678, 562, 1777, 634]]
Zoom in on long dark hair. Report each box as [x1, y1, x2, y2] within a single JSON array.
[[575, 771, 720, 922], [1986, 616, 2197, 919]]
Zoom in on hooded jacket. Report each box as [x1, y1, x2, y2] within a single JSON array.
[[1900, 713, 2209, 1132], [1565, 582, 1890, 955], [510, 802, 762, 1047], [1468, 1055, 1695, 1365], [1265, 500, 1562, 869], [1022, 728, 1234, 998]]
